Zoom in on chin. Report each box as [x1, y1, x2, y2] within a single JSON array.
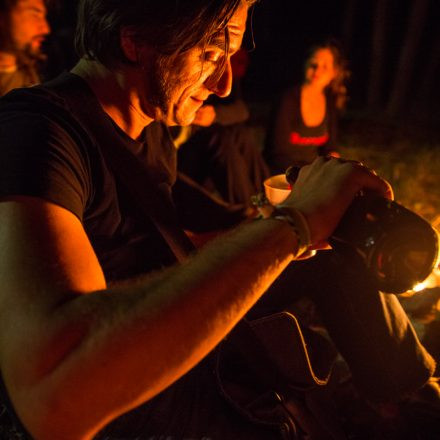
[[171, 111, 197, 127], [161, 115, 192, 127], [161, 101, 197, 126], [179, 116, 196, 126], [22, 43, 45, 61]]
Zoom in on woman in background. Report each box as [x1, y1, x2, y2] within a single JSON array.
[[265, 40, 350, 173]]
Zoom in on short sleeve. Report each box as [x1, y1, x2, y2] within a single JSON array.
[[0, 110, 91, 221]]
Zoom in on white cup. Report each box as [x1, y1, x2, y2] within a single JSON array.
[[263, 174, 291, 205]]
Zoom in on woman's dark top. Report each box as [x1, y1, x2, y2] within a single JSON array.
[[265, 85, 338, 173]]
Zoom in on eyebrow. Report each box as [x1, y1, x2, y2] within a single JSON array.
[[207, 30, 243, 55], [207, 34, 227, 51], [29, 6, 45, 13], [20, 3, 45, 13], [19, 0, 45, 10]]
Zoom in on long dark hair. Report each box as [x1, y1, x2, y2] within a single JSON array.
[[305, 39, 351, 110], [75, 0, 255, 69]]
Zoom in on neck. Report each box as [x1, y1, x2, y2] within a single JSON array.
[[71, 59, 154, 140], [0, 51, 17, 72], [302, 81, 326, 95]]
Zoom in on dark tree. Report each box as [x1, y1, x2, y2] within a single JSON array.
[[367, 0, 392, 110], [386, 0, 430, 116], [341, 0, 359, 54]]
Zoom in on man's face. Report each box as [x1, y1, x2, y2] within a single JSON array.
[[141, 2, 248, 126], [8, 0, 50, 58]]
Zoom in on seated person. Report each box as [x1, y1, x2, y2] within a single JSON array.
[[0, 1, 437, 439], [0, 0, 50, 96], [265, 40, 350, 174]]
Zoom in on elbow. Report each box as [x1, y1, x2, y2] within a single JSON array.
[[1, 326, 96, 438], [9, 386, 99, 440]]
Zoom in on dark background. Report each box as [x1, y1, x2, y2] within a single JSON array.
[[245, 0, 440, 125], [45, 0, 440, 126]]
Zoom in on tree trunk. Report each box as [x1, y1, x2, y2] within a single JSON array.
[[386, 0, 430, 117], [415, 35, 440, 115], [341, 0, 359, 54], [367, 0, 392, 110]]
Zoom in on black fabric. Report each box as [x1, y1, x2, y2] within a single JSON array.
[[0, 74, 178, 280], [174, 171, 251, 232], [178, 123, 270, 207], [43, 73, 195, 263], [264, 86, 338, 174]]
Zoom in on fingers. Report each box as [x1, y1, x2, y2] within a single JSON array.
[[342, 159, 394, 201], [280, 156, 394, 246], [309, 156, 394, 200]]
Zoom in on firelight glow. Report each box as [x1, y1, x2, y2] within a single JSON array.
[[411, 267, 440, 293]]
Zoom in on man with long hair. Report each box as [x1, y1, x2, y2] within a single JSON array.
[[0, 1, 435, 439]]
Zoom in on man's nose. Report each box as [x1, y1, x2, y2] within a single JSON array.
[[206, 60, 233, 98], [40, 17, 51, 35]]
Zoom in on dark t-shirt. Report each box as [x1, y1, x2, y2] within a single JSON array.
[[0, 73, 178, 282], [0, 73, 185, 436]]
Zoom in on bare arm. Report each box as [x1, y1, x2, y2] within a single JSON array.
[[0, 196, 296, 439], [0, 158, 392, 439]]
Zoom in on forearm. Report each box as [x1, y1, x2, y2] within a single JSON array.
[[9, 218, 297, 439], [3, 156, 392, 439]]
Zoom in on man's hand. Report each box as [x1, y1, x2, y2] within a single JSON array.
[[279, 157, 393, 248], [192, 105, 216, 126]]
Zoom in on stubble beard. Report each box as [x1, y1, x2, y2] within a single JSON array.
[[140, 52, 197, 126], [142, 53, 175, 124], [6, 36, 46, 66]]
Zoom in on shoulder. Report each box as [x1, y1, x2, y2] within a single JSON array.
[[0, 83, 96, 221], [0, 74, 102, 154], [0, 84, 94, 167]]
